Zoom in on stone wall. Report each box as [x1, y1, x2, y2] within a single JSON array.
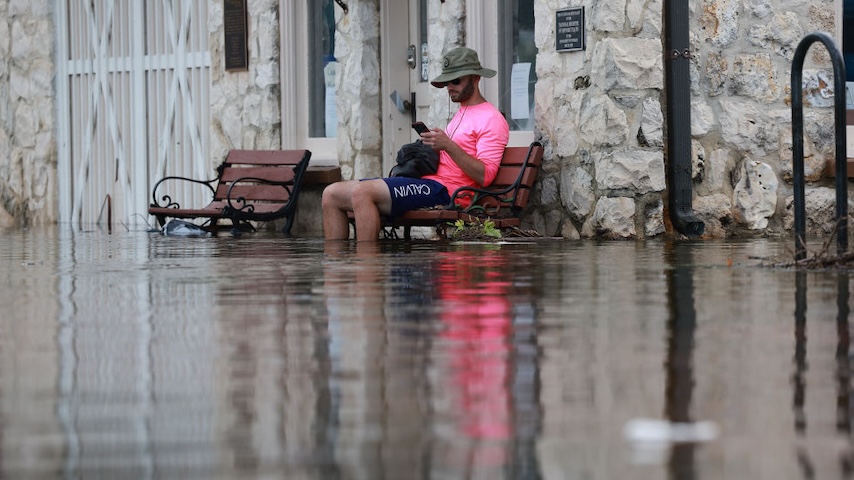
[[0, 0, 55, 227], [334, 0, 383, 181], [528, 0, 840, 239], [208, 0, 282, 164]]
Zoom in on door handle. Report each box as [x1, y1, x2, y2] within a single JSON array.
[[390, 91, 417, 123], [390, 90, 410, 114], [407, 45, 417, 69]]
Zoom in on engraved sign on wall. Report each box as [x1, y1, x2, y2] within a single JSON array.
[[224, 0, 249, 71], [556, 7, 585, 53]]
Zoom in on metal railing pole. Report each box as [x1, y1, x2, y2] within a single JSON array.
[[791, 32, 848, 260]]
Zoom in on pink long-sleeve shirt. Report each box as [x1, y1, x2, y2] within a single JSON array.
[[422, 102, 509, 198]]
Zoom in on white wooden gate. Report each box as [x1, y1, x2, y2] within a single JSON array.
[[56, 0, 211, 228]]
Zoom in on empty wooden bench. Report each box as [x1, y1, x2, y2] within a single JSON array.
[[149, 149, 311, 234], [382, 141, 544, 239]]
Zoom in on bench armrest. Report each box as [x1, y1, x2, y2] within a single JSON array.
[[150, 175, 218, 209], [447, 185, 517, 216], [445, 142, 540, 217]]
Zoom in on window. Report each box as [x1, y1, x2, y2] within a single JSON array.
[[308, 0, 336, 138], [845, 0, 853, 83], [498, 0, 537, 132], [844, 0, 853, 114], [418, 0, 429, 83], [281, 0, 337, 163]]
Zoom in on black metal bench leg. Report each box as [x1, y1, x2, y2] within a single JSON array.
[[282, 214, 295, 235]]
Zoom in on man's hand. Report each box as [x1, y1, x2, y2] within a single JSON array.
[[421, 128, 486, 185], [420, 128, 453, 151]]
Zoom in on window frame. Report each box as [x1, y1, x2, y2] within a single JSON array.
[[466, 0, 536, 146], [280, 0, 338, 165]]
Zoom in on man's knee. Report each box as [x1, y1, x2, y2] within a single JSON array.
[[322, 181, 350, 209], [321, 183, 335, 206]]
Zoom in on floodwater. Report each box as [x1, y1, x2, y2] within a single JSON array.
[[1, 226, 853, 479]]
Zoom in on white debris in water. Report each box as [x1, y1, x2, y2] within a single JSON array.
[[161, 219, 211, 237], [623, 418, 719, 444], [623, 418, 720, 465]]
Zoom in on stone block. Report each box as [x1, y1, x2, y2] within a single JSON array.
[[539, 175, 559, 206], [591, 38, 663, 90], [778, 127, 825, 183], [700, 0, 740, 47], [783, 187, 854, 235], [13, 102, 36, 148], [581, 196, 637, 239], [704, 52, 728, 97], [747, 12, 803, 58], [733, 158, 778, 229], [0, 202, 15, 227], [639, 97, 664, 147], [692, 140, 705, 182], [595, 149, 666, 194], [744, 0, 773, 18], [561, 166, 595, 218], [591, 0, 627, 32], [705, 149, 732, 192], [643, 199, 665, 238], [730, 54, 781, 103], [691, 99, 715, 137], [693, 194, 733, 238], [576, 93, 628, 147], [719, 100, 780, 156]]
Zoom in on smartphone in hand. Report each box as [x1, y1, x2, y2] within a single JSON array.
[[411, 122, 429, 135]]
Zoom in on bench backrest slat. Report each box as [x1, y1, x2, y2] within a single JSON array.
[[490, 167, 525, 186], [218, 184, 294, 202], [224, 149, 309, 166], [218, 166, 297, 184], [499, 146, 538, 166], [475, 142, 543, 211]]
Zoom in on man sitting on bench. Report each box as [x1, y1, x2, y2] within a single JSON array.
[[321, 47, 510, 242]]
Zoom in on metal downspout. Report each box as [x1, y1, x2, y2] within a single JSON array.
[[663, 0, 704, 238]]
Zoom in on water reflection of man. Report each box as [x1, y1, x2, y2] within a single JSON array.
[[433, 248, 513, 470], [319, 245, 519, 474], [321, 47, 509, 241]]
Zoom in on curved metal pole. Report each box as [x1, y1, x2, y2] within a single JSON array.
[[791, 32, 848, 260]]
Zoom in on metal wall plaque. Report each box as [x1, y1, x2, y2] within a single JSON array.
[[556, 7, 585, 53], [224, 0, 249, 71]]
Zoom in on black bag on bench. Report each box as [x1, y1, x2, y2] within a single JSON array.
[[390, 140, 439, 178]]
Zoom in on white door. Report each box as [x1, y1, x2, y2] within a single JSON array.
[[380, 0, 434, 175], [56, 0, 211, 228]]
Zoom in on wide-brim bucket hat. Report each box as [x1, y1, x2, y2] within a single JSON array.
[[430, 47, 496, 87]]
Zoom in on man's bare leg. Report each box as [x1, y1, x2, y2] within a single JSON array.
[[321, 180, 356, 240], [321, 179, 392, 242], [351, 180, 392, 242]]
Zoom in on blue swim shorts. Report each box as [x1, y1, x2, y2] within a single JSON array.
[[380, 177, 450, 218]]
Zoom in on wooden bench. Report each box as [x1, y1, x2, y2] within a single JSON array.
[[379, 141, 544, 239], [149, 149, 311, 234]]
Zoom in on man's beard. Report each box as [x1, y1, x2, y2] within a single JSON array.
[[454, 80, 475, 103]]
